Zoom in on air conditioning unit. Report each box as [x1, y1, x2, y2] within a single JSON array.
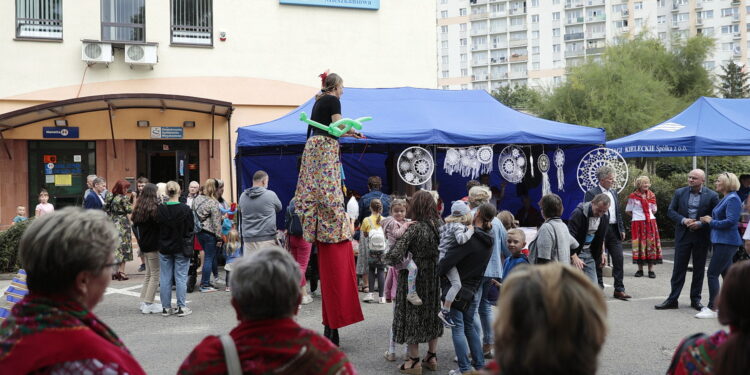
[[81, 41, 113, 66], [124, 44, 158, 68]]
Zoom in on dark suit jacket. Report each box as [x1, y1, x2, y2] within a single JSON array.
[[83, 192, 104, 210], [667, 185, 719, 245], [567, 202, 609, 262], [584, 185, 624, 235]]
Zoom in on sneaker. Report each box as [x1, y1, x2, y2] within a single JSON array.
[[225, 287, 231, 292], [695, 307, 718, 319], [148, 303, 162, 314], [363, 293, 375, 302], [139, 301, 146, 311], [162, 307, 173, 317], [301, 295, 314, 305], [177, 307, 192, 317], [138, 263, 146, 272], [448, 370, 463, 375], [383, 351, 396, 362], [200, 286, 218, 293], [438, 308, 456, 327], [406, 292, 423, 306], [379, 297, 387, 304]]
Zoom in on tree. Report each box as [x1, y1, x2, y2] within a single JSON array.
[[717, 61, 750, 98], [534, 34, 714, 140], [491, 84, 542, 112]]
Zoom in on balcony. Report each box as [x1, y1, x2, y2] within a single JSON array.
[[531, 39, 540, 47], [509, 23, 527, 31], [586, 0, 605, 6], [564, 31, 585, 40], [460, 45, 468, 53], [472, 0, 489, 4], [472, 59, 489, 66], [566, 17, 585, 25], [489, 11, 507, 18], [620, 10, 629, 18], [491, 42, 509, 49], [509, 7, 526, 15], [472, 44, 489, 51], [531, 23, 539, 31], [586, 31, 606, 39], [732, 14, 740, 23], [490, 27, 508, 33], [587, 14, 606, 22], [509, 71, 528, 79], [460, 30, 468, 38], [471, 12, 489, 20], [564, 2, 584, 9], [472, 29, 488, 36], [509, 39, 528, 47], [565, 49, 585, 57], [471, 74, 490, 81], [490, 56, 508, 64], [491, 72, 509, 79], [509, 54, 528, 62], [696, 18, 703, 26], [586, 47, 605, 54], [695, 2, 702, 9], [733, 32, 742, 39]]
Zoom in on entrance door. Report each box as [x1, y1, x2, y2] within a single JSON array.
[[136, 141, 199, 192], [28, 141, 96, 211]]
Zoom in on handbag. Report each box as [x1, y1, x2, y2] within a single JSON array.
[[450, 285, 477, 312]]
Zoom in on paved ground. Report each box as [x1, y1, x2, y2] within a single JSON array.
[[2, 247, 723, 375]]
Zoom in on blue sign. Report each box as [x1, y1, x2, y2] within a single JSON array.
[[280, 0, 379, 10], [150, 126, 184, 139], [43, 127, 79, 139]]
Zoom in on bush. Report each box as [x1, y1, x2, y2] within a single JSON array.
[[0, 219, 33, 273]]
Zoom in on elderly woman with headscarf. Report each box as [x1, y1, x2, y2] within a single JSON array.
[[0, 207, 145, 374]]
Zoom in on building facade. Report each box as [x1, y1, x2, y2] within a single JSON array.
[[0, 0, 437, 227], [437, 0, 749, 91]]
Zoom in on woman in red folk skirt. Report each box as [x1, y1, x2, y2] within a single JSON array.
[[294, 71, 365, 345], [625, 175, 663, 279]]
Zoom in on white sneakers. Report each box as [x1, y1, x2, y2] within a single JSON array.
[[379, 297, 387, 304], [363, 293, 375, 302], [301, 295, 314, 305], [695, 307, 718, 319], [140, 302, 163, 314]]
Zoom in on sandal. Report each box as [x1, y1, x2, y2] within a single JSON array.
[[118, 272, 129, 281], [399, 356, 422, 374], [422, 351, 437, 371]]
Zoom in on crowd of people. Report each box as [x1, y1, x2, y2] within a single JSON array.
[[2, 70, 750, 374]]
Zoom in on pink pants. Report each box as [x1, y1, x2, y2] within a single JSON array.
[[288, 235, 312, 287], [384, 266, 399, 301]]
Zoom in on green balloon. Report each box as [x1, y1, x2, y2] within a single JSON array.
[[299, 112, 371, 137]]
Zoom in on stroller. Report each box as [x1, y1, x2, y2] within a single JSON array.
[[187, 236, 203, 293]]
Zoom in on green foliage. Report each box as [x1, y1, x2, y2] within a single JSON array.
[[535, 34, 714, 140], [0, 219, 33, 273], [717, 60, 750, 98], [491, 84, 542, 111]]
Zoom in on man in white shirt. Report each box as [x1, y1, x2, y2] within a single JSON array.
[[584, 166, 631, 300]]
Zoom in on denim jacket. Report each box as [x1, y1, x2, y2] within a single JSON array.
[[483, 217, 509, 279], [710, 191, 742, 246]]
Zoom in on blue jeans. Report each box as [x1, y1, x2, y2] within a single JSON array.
[[707, 244, 735, 309], [579, 251, 598, 286], [451, 287, 484, 373], [473, 277, 494, 346], [159, 253, 189, 309], [198, 231, 217, 288]]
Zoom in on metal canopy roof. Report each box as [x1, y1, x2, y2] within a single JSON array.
[[0, 93, 233, 131]]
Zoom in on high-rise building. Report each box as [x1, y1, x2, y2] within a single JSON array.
[[439, 0, 749, 92]]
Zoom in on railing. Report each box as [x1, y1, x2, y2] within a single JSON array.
[[565, 49, 585, 57], [471, 12, 489, 20], [586, 31, 606, 39], [564, 2, 584, 9], [472, 59, 489, 66], [490, 27, 508, 33], [472, 44, 489, 51], [16, 18, 62, 39], [509, 23, 526, 31], [491, 42, 509, 49], [472, 28, 488, 36], [586, 0, 604, 6], [564, 32, 585, 40], [509, 39, 528, 47], [586, 47, 605, 54], [491, 72, 509, 79], [509, 54, 528, 62], [489, 11, 507, 18], [490, 56, 508, 63], [566, 17, 585, 25], [509, 7, 526, 15], [509, 71, 527, 79], [587, 14, 606, 22]]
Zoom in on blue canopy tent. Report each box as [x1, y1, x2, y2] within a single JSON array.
[[236, 87, 606, 228], [608, 97, 750, 157]]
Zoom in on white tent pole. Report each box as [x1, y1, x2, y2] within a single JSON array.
[[692, 156, 697, 170]]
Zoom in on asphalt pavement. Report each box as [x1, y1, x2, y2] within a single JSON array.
[[2, 247, 723, 375]]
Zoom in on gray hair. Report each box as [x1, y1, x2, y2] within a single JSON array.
[[93, 177, 106, 186], [591, 193, 611, 206], [86, 174, 98, 182], [596, 166, 614, 181], [468, 185, 491, 208], [19, 207, 119, 294], [230, 248, 301, 320]]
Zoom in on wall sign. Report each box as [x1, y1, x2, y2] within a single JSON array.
[[150, 127, 184, 139], [279, 0, 379, 10], [43, 127, 79, 139]]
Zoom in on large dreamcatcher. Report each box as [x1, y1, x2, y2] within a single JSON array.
[[443, 146, 493, 179], [554, 148, 565, 191], [398, 146, 435, 186], [538, 153, 551, 196], [577, 147, 629, 193], [498, 145, 527, 184]]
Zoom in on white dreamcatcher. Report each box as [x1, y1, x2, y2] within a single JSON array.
[[443, 146, 493, 179], [554, 148, 565, 191], [577, 147, 629, 193], [398, 146, 435, 186], [538, 153, 551, 196], [498, 145, 527, 184]]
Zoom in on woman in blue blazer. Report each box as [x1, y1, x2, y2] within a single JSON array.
[[698, 172, 743, 318]]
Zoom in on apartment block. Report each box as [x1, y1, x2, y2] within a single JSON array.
[[439, 0, 750, 92]]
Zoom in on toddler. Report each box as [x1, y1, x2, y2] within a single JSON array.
[[503, 229, 530, 278], [223, 229, 241, 292], [11, 206, 27, 225], [34, 189, 54, 218], [361, 199, 387, 304], [437, 200, 475, 328]]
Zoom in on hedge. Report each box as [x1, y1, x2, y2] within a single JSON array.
[[0, 219, 33, 273]]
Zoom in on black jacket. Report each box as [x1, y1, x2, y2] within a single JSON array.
[[667, 185, 719, 245], [567, 202, 608, 262], [133, 216, 160, 253], [157, 202, 194, 256], [438, 227, 494, 298], [584, 186, 624, 235]]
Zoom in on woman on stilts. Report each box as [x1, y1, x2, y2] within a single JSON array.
[[294, 71, 365, 346]]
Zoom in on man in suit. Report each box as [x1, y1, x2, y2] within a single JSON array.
[[83, 177, 107, 210], [655, 169, 719, 311], [584, 166, 631, 300]]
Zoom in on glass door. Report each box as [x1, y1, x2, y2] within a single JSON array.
[[28, 141, 96, 212]]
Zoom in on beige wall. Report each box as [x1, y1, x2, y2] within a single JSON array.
[[0, 0, 437, 98]]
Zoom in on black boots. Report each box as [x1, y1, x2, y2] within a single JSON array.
[[323, 325, 340, 346]]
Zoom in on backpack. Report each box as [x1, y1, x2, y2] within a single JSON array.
[[366, 217, 387, 266]]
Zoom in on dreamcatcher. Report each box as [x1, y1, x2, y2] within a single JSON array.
[[443, 146, 493, 179], [554, 148, 565, 191], [444, 148, 461, 175], [398, 146, 435, 186], [576, 147, 629, 193], [498, 145, 527, 184], [477, 146, 494, 175], [538, 153, 551, 196]]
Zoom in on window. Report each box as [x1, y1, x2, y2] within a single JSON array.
[[442, 70, 449, 78], [532, 46, 540, 54], [532, 62, 540, 70], [634, 2, 642, 10], [657, 15, 665, 24], [703, 61, 715, 70], [460, 38, 467, 46], [672, 13, 688, 23], [552, 12, 560, 20], [460, 23, 467, 31], [101, 0, 145, 42], [658, 32, 667, 40], [531, 0, 539, 7], [441, 40, 449, 48], [553, 28, 560, 37], [441, 10, 448, 18], [657, 0, 665, 7], [635, 18, 643, 27], [459, 8, 467, 16], [171, 0, 212, 46], [16, 0, 63, 40], [699, 10, 714, 19], [461, 68, 468, 76], [553, 0, 560, 4], [553, 44, 560, 52], [440, 0, 447, 4], [721, 8, 735, 17], [532, 30, 539, 39], [531, 15, 539, 23], [461, 53, 467, 61], [722, 24, 739, 34], [442, 56, 449, 65], [441, 25, 448, 33], [699, 27, 714, 36]]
